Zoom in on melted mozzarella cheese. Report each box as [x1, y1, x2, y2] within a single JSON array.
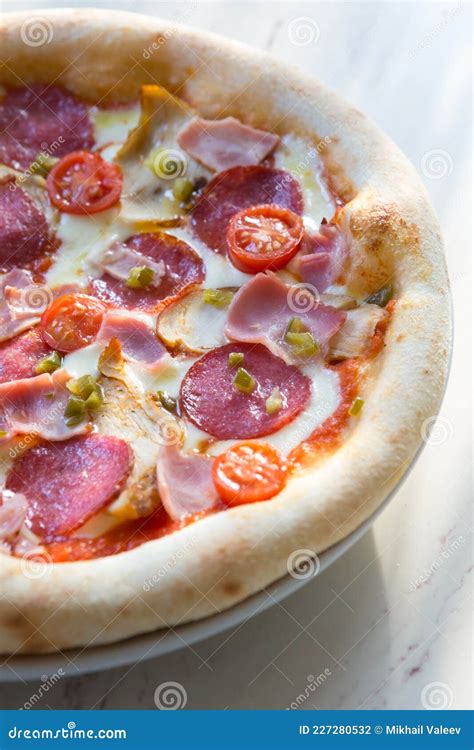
[[46, 209, 131, 287], [90, 105, 140, 149], [275, 134, 335, 225], [170, 227, 252, 289]]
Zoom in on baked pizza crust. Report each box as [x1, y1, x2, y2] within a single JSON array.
[[0, 9, 451, 653]]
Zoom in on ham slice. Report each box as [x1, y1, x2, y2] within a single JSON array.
[[0, 369, 90, 441], [177, 116, 279, 172], [0, 269, 46, 342], [89, 242, 166, 286], [296, 222, 348, 292], [225, 272, 346, 360], [156, 445, 220, 522], [98, 311, 167, 367], [0, 490, 27, 545]]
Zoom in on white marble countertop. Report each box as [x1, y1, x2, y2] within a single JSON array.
[[0, 1, 471, 711]]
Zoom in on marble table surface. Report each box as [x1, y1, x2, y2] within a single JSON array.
[[0, 0, 471, 711]]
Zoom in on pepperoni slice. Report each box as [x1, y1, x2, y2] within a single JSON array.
[[6, 434, 133, 539], [0, 328, 51, 384], [180, 343, 311, 439], [0, 181, 53, 271], [0, 85, 94, 171], [190, 166, 304, 254], [90, 233, 205, 312]]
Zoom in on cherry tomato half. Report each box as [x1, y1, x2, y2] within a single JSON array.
[[226, 204, 304, 273], [212, 442, 287, 505], [46, 151, 123, 215], [41, 293, 106, 352]]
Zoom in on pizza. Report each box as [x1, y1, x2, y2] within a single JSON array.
[[0, 10, 450, 654]]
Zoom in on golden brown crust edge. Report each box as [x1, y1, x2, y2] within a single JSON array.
[[0, 9, 451, 654]]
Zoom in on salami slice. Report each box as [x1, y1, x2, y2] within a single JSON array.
[[180, 343, 311, 439], [0, 181, 52, 271], [0, 328, 50, 384], [90, 233, 205, 311], [6, 434, 133, 539], [190, 166, 304, 254], [0, 85, 94, 171]]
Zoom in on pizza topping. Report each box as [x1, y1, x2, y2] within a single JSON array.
[[156, 444, 220, 522], [46, 151, 123, 214], [127, 266, 155, 289], [0, 180, 54, 272], [116, 84, 210, 224], [0, 491, 28, 546], [329, 305, 388, 361], [6, 434, 133, 539], [41, 294, 107, 352], [202, 288, 234, 308], [35, 350, 62, 374], [177, 116, 279, 172], [265, 387, 282, 415], [64, 375, 104, 425], [0, 270, 46, 343], [296, 222, 348, 292], [225, 272, 346, 361], [365, 283, 393, 307], [156, 288, 231, 355], [90, 233, 204, 312], [232, 366, 256, 394], [180, 342, 311, 439], [0, 328, 51, 384], [212, 442, 287, 505], [348, 396, 364, 417], [0, 369, 91, 441], [227, 204, 304, 272], [0, 85, 94, 171], [156, 390, 178, 414], [228, 352, 244, 369], [98, 311, 167, 366], [89, 241, 165, 288], [190, 166, 304, 254]]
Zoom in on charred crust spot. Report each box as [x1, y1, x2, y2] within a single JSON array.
[[221, 580, 242, 598]]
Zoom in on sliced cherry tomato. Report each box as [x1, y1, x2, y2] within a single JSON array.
[[46, 151, 122, 215], [212, 441, 287, 505], [41, 294, 106, 352], [226, 204, 304, 273]]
